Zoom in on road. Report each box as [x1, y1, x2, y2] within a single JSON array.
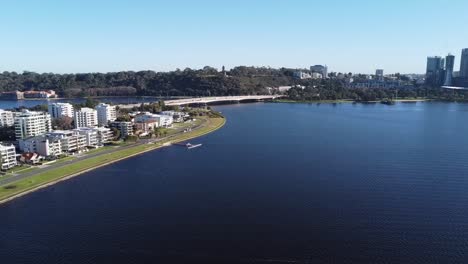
[[0, 118, 209, 187]]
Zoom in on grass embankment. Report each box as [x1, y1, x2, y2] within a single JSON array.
[[0, 117, 225, 203]]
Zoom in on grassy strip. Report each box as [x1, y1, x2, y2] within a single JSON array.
[[0, 117, 225, 202]]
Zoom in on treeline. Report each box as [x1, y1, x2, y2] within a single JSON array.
[[1, 67, 462, 101], [285, 80, 464, 101], [0, 67, 296, 97]]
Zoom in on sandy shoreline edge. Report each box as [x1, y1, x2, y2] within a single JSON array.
[[0, 117, 226, 206]]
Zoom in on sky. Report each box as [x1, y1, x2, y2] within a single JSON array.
[[0, 0, 467, 74]]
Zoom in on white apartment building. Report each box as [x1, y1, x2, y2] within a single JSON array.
[[14, 110, 52, 139], [48, 130, 87, 153], [0, 109, 15, 127], [135, 112, 173, 127], [156, 114, 173, 127], [19, 136, 62, 157], [73, 128, 98, 147], [48, 102, 74, 119], [74, 108, 98, 128], [95, 103, 117, 127], [95, 127, 114, 145], [160, 111, 188, 123], [0, 144, 17, 170]]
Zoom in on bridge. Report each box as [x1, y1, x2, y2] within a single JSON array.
[[442, 86, 468, 90], [117, 95, 284, 109], [164, 95, 284, 106]]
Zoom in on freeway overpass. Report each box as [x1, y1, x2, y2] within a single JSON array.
[[164, 95, 284, 106]]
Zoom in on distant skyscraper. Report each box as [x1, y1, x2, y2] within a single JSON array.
[[460, 48, 468, 78], [310, 65, 328, 79], [444, 54, 455, 86], [376, 69, 384, 81], [426, 56, 445, 86]]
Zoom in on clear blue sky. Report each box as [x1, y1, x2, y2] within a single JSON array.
[[1, 0, 467, 74]]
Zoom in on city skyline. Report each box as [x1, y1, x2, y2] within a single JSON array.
[[1, 0, 467, 74]]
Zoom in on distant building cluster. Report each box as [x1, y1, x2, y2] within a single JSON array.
[[0, 101, 191, 170], [426, 48, 468, 87], [0, 90, 57, 100], [293, 65, 328, 80], [344, 69, 417, 89]]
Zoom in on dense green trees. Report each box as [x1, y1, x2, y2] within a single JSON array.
[[1, 68, 463, 101], [285, 82, 466, 102], [0, 67, 289, 97], [52, 117, 74, 130]]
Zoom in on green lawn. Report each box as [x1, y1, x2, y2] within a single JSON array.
[[0, 117, 226, 202]]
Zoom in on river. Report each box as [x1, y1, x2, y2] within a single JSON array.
[[1, 102, 468, 263]]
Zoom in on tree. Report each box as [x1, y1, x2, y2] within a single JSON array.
[[111, 127, 120, 140], [115, 115, 131, 122], [52, 116, 74, 130], [84, 97, 99, 108], [0, 126, 16, 141], [154, 127, 164, 138]]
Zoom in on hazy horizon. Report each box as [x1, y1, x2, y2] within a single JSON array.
[[1, 0, 467, 74]]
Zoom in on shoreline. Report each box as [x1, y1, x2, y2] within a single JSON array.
[[0, 117, 226, 205], [273, 98, 432, 104], [0, 96, 185, 101]]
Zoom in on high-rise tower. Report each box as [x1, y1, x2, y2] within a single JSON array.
[[426, 56, 445, 86], [460, 49, 468, 78], [444, 54, 455, 86]]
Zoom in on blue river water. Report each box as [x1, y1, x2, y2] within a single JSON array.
[[1, 102, 468, 263]]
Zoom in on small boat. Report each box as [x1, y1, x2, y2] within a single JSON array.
[[186, 143, 202, 149]]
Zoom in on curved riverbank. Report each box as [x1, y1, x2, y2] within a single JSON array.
[[273, 98, 431, 104], [0, 117, 226, 205]]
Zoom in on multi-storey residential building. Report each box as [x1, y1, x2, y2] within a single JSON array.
[[135, 120, 158, 134], [48, 130, 87, 153], [19, 136, 62, 157], [95, 127, 114, 145], [0, 109, 15, 127], [95, 103, 117, 127], [110, 121, 134, 138], [48, 102, 74, 119], [73, 128, 98, 147], [14, 110, 52, 139], [0, 144, 17, 170], [135, 112, 173, 127], [74, 108, 98, 128], [156, 115, 173, 127], [160, 111, 188, 123]]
